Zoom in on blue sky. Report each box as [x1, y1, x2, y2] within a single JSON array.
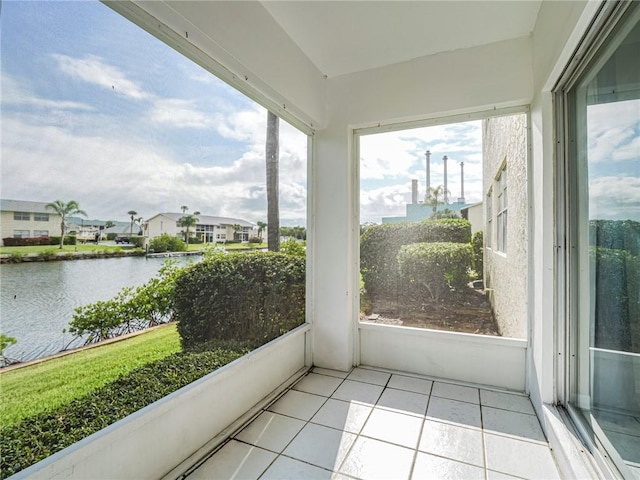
[[1, 1, 307, 225]]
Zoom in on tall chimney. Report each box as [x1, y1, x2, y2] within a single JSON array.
[[411, 179, 418, 204], [443, 155, 449, 204], [425, 150, 431, 199], [459, 162, 465, 203]]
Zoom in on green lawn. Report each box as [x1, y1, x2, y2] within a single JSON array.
[[0, 244, 132, 255], [0, 324, 181, 426]]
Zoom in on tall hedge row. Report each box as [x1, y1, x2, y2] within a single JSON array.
[[360, 219, 471, 299], [590, 219, 640, 256], [174, 252, 305, 348], [592, 246, 640, 354]]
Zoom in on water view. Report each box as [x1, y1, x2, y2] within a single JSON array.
[[0, 256, 198, 363]]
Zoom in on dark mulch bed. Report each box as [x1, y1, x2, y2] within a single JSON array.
[[361, 287, 500, 336]]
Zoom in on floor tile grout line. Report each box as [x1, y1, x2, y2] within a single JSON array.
[[332, 373, 393, 478], [256, 367, 354, 479], [480, 390, 489, 480], [408, 379, 435, 480]]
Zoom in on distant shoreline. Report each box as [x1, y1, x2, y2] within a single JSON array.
[[0, 250, 146, 264]]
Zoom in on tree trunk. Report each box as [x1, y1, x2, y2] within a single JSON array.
[[266, 111, 280, 252]]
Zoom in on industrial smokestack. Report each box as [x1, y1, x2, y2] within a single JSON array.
[[411, 179, 418, 204], [459, 162, 465, 203], [443, 155, 449, 204], [425, 150, 431, 199]]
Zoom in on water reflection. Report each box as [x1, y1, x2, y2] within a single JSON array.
[[0, 256, 197, 362]]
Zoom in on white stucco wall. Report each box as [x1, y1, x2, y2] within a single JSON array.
[[482, 114, 528, 339]]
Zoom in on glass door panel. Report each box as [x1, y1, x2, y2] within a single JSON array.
[[568, 5, 640, 476]]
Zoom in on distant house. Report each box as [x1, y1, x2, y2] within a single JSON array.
[[0, 199, 62, 246], [145, 213, 258, 243], [460, 202, 483, 234]]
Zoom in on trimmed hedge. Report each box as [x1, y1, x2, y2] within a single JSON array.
[[0, 346, 246, 479], [360, 219, 471, 299], [398, 242, 472, 301], [49, 235, 76, 246], [2, 237, 51, 247], [129, 235, 145, 248], [149, 234, 186, 253], [174, 252, 305, 348]]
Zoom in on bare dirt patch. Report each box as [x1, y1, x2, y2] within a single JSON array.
[[361, 287, 499, 336]]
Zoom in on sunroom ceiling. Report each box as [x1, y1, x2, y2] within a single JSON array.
[[260, 1, 543, 78]]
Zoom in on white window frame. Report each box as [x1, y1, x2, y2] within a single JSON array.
[[496, 167, 507, 253], [34, 213, 49, 221], [14, 211, 30, 221]]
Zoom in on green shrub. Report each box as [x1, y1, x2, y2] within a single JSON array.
[[129, 235, 145, 248], [591, 247, 640, 353], [106, 233, 117, 241], [248, 236, 262, 243], [188, 236, 204, 244], [397, 242, 472, 301], [360, 219, 471, 300], [174, 252, 305, 348], [49, 236, 76, 246], [0, 346, 246, 479], [280, 238, 306, 257], [149, 234, 186, 253], [69, 262, 184, 345], [471, 231, 484, 279]]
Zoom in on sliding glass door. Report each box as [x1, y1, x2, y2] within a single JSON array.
[[563, 3, 640, 477]]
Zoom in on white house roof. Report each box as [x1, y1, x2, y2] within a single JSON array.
[[148, 212, 255, 228], [0, 199, 56, 214]]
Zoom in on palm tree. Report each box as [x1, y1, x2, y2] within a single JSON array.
[[127, 211, 138, 237], [179, 211, 200, 245], [181, 205, 188, 214], [426, 185, 450, 216], [46, 200, 87, 249], [266, 111, 280, 252], [134, 217, 144, 235], [257, 221, 267, 242]]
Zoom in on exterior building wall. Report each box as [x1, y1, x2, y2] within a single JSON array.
[[146, 215, 179, 240], [464, 203, 483, 234], [482, 113, 528, 339], [0, 210, 62, 245]]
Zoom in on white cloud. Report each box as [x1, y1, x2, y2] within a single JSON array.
[[149, 98, 215, 129], [589, 175, 640, 221], [1, 107, 307, 225], [0, 74, 93, 111], [52, 54, 150, 100], [587, 99, 640, 164]]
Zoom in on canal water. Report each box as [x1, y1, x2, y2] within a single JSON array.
[[0, 256, 198, 363]]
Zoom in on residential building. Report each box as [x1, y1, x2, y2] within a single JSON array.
[[145, 212, 257, 243], [460, 201, 483, 234], [0, 199, 61, 245], [15, 2, 639, 480]]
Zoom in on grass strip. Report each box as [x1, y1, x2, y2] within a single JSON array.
[[0, 344, 246, 479], [0, 324, 181, 426]]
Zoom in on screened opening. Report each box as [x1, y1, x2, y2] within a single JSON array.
[[0, 1, 308, 475], [358, 112, 528, 339]]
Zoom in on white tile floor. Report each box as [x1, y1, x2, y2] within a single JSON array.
[[187, 367, 561, 480]]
